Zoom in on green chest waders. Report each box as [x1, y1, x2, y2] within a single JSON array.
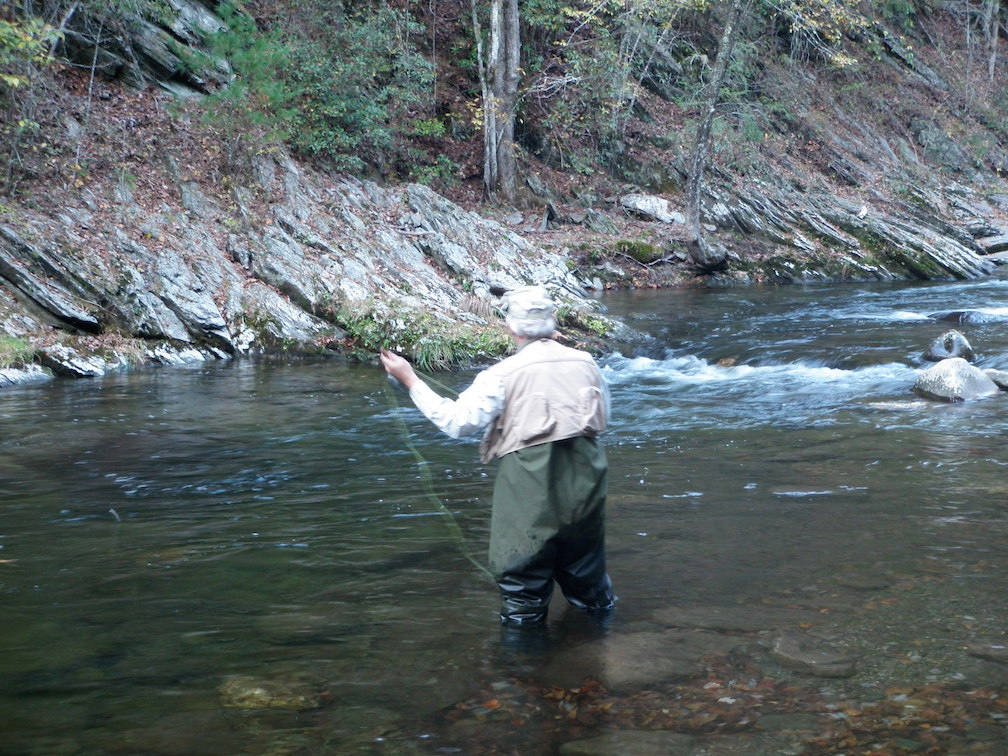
[[490, 436, 615, 624]]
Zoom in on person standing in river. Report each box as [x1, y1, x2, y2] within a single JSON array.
[[379, 286, 616, 625]]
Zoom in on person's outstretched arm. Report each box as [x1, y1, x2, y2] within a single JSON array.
[[380, 350, 504, 438]]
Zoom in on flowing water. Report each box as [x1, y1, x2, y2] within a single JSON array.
[[2, 277, 1008, 754]]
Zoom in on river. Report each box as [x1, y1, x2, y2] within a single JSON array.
[[2, 278, 1007, 754]]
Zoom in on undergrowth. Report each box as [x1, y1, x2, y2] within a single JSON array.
[[0, 335, 34, 369], [335, 303, 513, 371]]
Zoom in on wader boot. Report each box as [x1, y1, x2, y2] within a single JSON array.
[[490, 437, 616, 625]]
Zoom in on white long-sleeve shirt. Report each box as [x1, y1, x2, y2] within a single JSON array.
[[408, 370, 506, 438]]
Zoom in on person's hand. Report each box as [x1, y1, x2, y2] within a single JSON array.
[[379, 350, 418, 390]]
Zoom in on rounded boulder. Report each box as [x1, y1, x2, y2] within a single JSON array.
[[913, 357, 1000, 402]]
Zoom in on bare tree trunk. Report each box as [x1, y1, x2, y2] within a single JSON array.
[[684, 0, 748, 270], [966, 2, 975, 104], [985, 0, 1001, 81], [494, 0, 520, 202], [470, 0, 520, 203], [470, 0, 497, 199]]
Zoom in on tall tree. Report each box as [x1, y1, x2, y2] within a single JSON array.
[[684, 0, 750, 270], [983, 0, 1001, 81], [471, 0, 520, 201]]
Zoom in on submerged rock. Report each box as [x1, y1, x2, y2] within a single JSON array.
[[923, 329, 974, 362], [965, 643, 1008, 664], [653, 604, 823, 633], [913, 357, 1000, 402], [218, 675, 323, 710], [539, 631, 741, 692], [930, 310, 1004, 325], [764, 632, 856, 678]]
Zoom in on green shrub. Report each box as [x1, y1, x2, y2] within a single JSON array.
[[614, 239, 661, 263], [197, 3, 299, 162], [282, 7, 433, 173], [0, 16, 59, 90], [0, 335, 34, 369], [335, 303, 511, 371]]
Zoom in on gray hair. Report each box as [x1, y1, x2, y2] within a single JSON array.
[[506, 314, 556, 339]]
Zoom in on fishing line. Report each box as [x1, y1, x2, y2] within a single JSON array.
[[384, 374, 494, 581]]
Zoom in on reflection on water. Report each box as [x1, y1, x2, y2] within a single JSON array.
[[2, 279, 1008, 753]]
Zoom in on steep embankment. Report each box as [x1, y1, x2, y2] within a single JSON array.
[[0, 145, 607, 383], [1, 0, 1007, 386]]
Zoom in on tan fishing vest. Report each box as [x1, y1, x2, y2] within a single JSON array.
[[479, 339, 608, 463]]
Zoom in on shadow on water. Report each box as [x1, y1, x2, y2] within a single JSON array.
[[2, 279, 1008, 754]]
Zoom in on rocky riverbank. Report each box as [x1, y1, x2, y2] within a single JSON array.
[[2, 150, 1007, 388], [3, 83, 1008, 388]]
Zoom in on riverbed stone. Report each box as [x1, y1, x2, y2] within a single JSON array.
[[913, 357, 1000, 402], [965, 642, 1008, 664], [218, 674, 324, 710], [539, 631, 741, 691], [764, 632, 856, 678], [832, 569, 897, 591], [653, 604, 824, 633]]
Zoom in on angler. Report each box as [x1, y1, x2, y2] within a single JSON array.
[[380, 286, 616, 625]]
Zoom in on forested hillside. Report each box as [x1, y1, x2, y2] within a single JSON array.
[[1, 0, 1007, 378]]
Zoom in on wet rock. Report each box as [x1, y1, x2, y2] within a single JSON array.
[[888, 738, 928, 753], [145, 344, 213, 365], [765, 632, 856, 678], [539, 631, 741, 692], [653, 605, 824, 633], [923, 330, 974, 362], [984, 369, 1008, 390], [218, 674, 323, 710], [37, 344, 119, 378], [913, 357, 999, 402], [0, 365, 51, 386], [929, 310, 1003, 326]]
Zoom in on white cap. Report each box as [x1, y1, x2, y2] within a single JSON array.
[[503, 285, 555, 321]]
